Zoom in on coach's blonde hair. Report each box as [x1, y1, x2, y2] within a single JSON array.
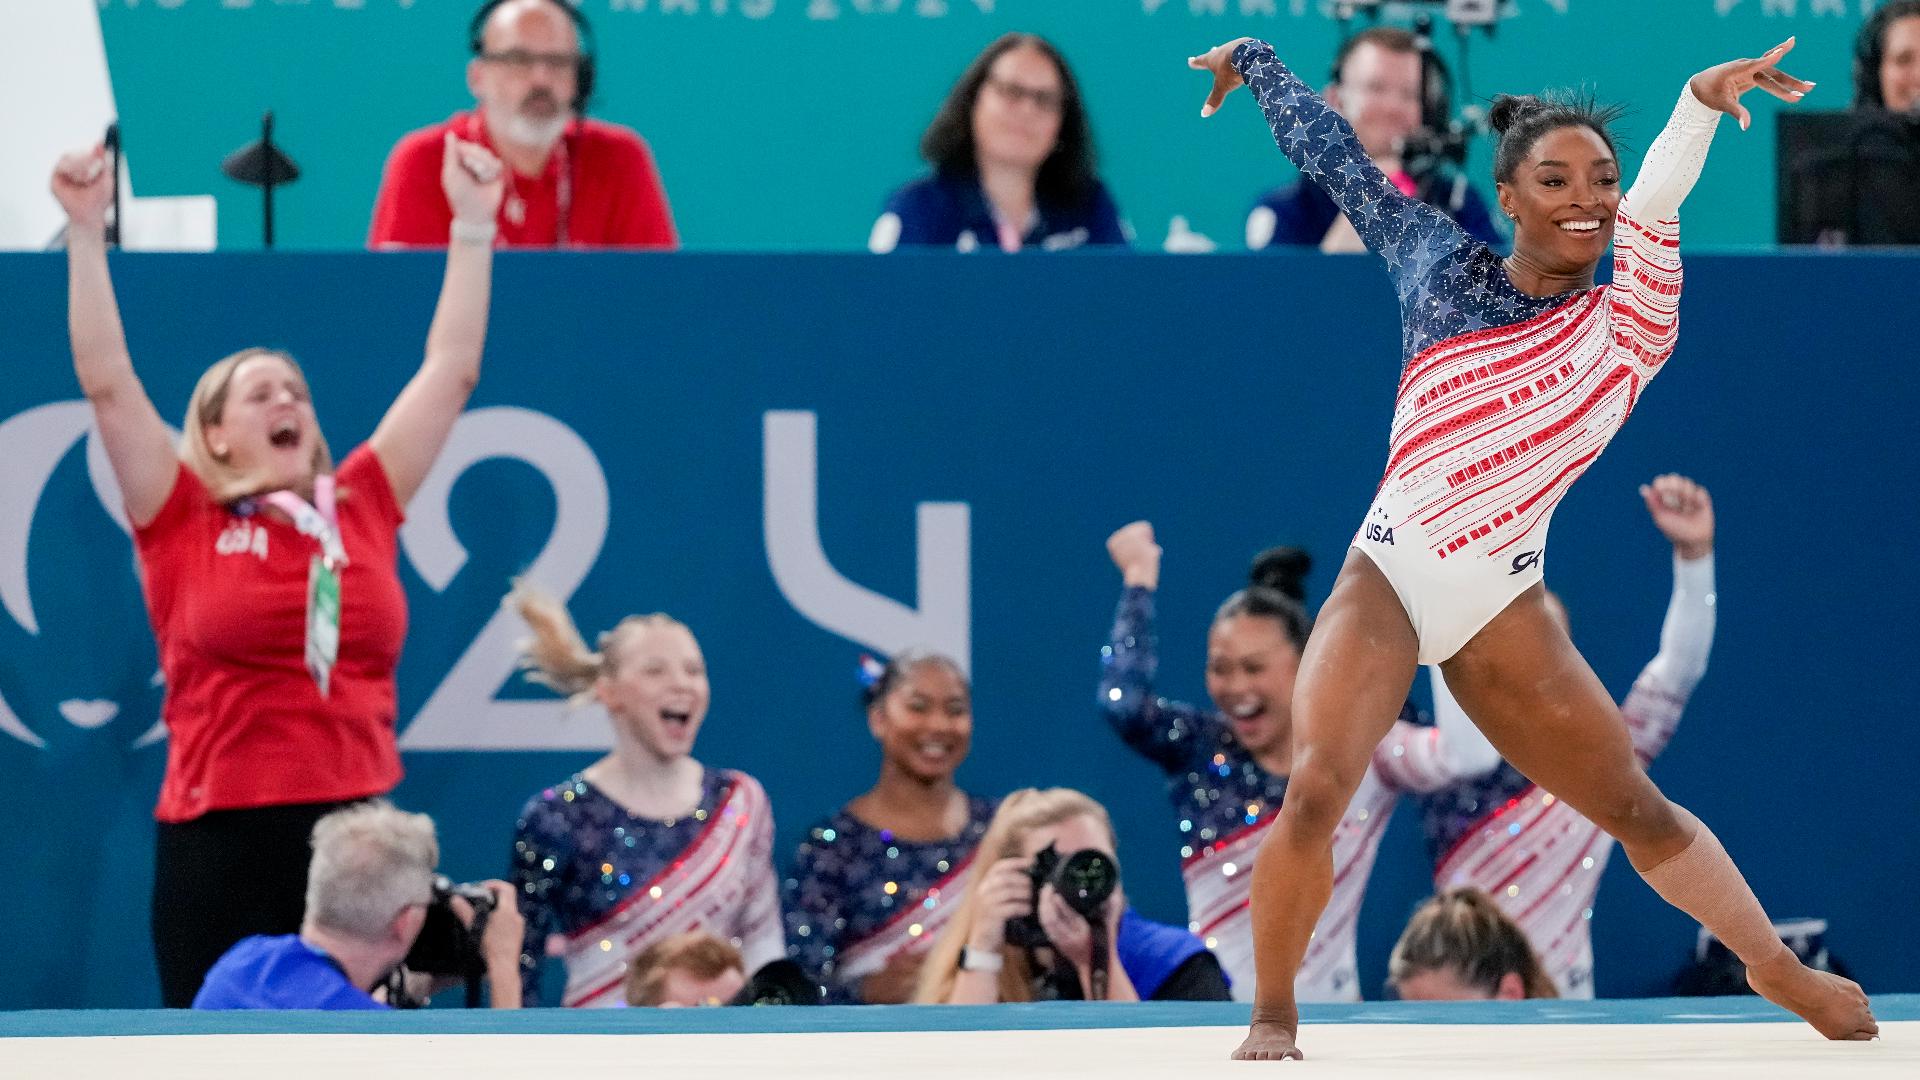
[[624, 931, 746, 1007], [1389, 888, 1559, 999], [913, 787, 1116, 1004], [180, 348, 334, 503], [510, 579, 689, 706]]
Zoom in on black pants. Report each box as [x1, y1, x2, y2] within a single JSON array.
[[152, 799, 361, 1008]]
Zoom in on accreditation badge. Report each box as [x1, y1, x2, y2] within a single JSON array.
[[306, 555, 342, 697]]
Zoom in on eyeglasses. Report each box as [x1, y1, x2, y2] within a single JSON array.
[[985, 76, 1064, 114], [480, 49, 581, 75]]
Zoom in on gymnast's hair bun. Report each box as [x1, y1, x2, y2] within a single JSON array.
[[1488, 94, 1549, 137], [1248, 546, 1311, 603]]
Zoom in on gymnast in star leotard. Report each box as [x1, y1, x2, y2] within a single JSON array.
[[1185, 34, 1875, 1059]]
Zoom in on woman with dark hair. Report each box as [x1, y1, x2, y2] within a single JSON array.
[[51, 134, 502, 1006], [1098, 522, 1499, 1003], [870, 33, 1128, 253], [1187, 33, 1876, 1058], [1388, 888, 1558, 1001], [1854, 0, 1920, 112], [782, 652, 996, 1003]]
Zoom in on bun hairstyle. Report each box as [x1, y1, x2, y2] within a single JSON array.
[[1212, 546, 1314, 652], [1389, 888, 1559, 999], [860, 649, 969, 710], [1488, 91, 1629, 184], [1854, 1, 1920, 108]]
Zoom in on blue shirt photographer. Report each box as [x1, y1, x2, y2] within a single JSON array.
[[1116, 909, 1231, 1001], [193, 934, 388, 1011]]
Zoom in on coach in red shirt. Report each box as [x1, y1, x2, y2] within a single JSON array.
[[369, 0, 677, 250], [55, 126, 506, 1006]]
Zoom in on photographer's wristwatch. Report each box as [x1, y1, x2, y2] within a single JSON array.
[[958, 946, 1004, 973]]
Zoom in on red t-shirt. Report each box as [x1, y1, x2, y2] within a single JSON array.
[[368, 112, 678, 249], [134, 446, 408, 822]]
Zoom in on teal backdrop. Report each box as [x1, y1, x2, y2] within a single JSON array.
[[92, 0, 1888, 251]]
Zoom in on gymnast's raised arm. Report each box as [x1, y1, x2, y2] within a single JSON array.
[[1190, 37, 1459, 257]]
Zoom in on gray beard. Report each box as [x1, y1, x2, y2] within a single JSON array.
[[497, 111, 569, 151]]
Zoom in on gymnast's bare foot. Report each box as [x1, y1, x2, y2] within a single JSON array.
[[1746, 951, 1879, 1040], [1231, 1006, 1304, 1061]]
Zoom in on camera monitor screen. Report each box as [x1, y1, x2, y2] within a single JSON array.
[[1776, 110, 1920, 246]]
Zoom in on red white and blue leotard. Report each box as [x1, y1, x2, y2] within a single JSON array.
[[1232, 41, 1722, 663]]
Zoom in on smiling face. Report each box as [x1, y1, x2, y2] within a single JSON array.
[[201, 352, 324, 496], [970, 44, 1066, 175], [1328, 41, 1425, 163], [1497, 124, 1622, 280], [1882, 15, 1920, 113], [468, 0, 581, 152], [595, 621, 710, 762], [868, 659, 972, 784], [1205, 614, 1302, 760]]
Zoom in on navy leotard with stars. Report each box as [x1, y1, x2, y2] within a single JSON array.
[[1231, 40, 1571, 362]]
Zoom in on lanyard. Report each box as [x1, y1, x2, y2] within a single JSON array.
[[261, 475, 346, 569], [554, 134, 573, 246]]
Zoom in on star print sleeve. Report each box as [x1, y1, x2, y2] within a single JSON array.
[[1230, 40, 1466, 264], [1610, 85, 1719, 368], [1099, 585, 1213, 775], [782, 830, 853, 1002], [509, 800, 568, 1006]]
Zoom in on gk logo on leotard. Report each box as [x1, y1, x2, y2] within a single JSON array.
[[1510, 550, 1542, 575], [1363, 522, 1395, 545]]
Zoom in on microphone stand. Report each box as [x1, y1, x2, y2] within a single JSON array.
[[104, 122, 122, 248]]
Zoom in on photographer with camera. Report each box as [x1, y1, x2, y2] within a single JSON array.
[[1246, 26, 1501, 253], [193, 801, 523, 1010], [913, 788, 1229, 1004]]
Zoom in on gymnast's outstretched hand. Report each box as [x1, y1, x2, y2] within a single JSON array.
[[1188, 37, 1256, 118], [1687, 37, 1814, 131]]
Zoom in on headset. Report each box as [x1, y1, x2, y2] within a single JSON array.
[[468, 0, 597, 113], [1329, 25, 1455, 135]]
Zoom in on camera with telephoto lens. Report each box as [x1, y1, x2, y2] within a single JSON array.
[[403, 875, 496, 979], [1003, 843, 1119, 949]]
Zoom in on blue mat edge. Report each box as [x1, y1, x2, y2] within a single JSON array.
[[2, 995, 1915, 1038]]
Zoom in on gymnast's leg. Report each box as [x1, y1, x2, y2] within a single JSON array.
[[1440, 585, 1877, 1040], [1232, 549, 1420, 1061]]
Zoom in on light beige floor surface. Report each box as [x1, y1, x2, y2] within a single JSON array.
[[1, 1020, 1910, 1079]]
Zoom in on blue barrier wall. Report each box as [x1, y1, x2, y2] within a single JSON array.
[[2, 251, 1915, 1008]]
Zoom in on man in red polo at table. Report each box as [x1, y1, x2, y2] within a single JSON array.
[[369, 0, 677, 249]]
